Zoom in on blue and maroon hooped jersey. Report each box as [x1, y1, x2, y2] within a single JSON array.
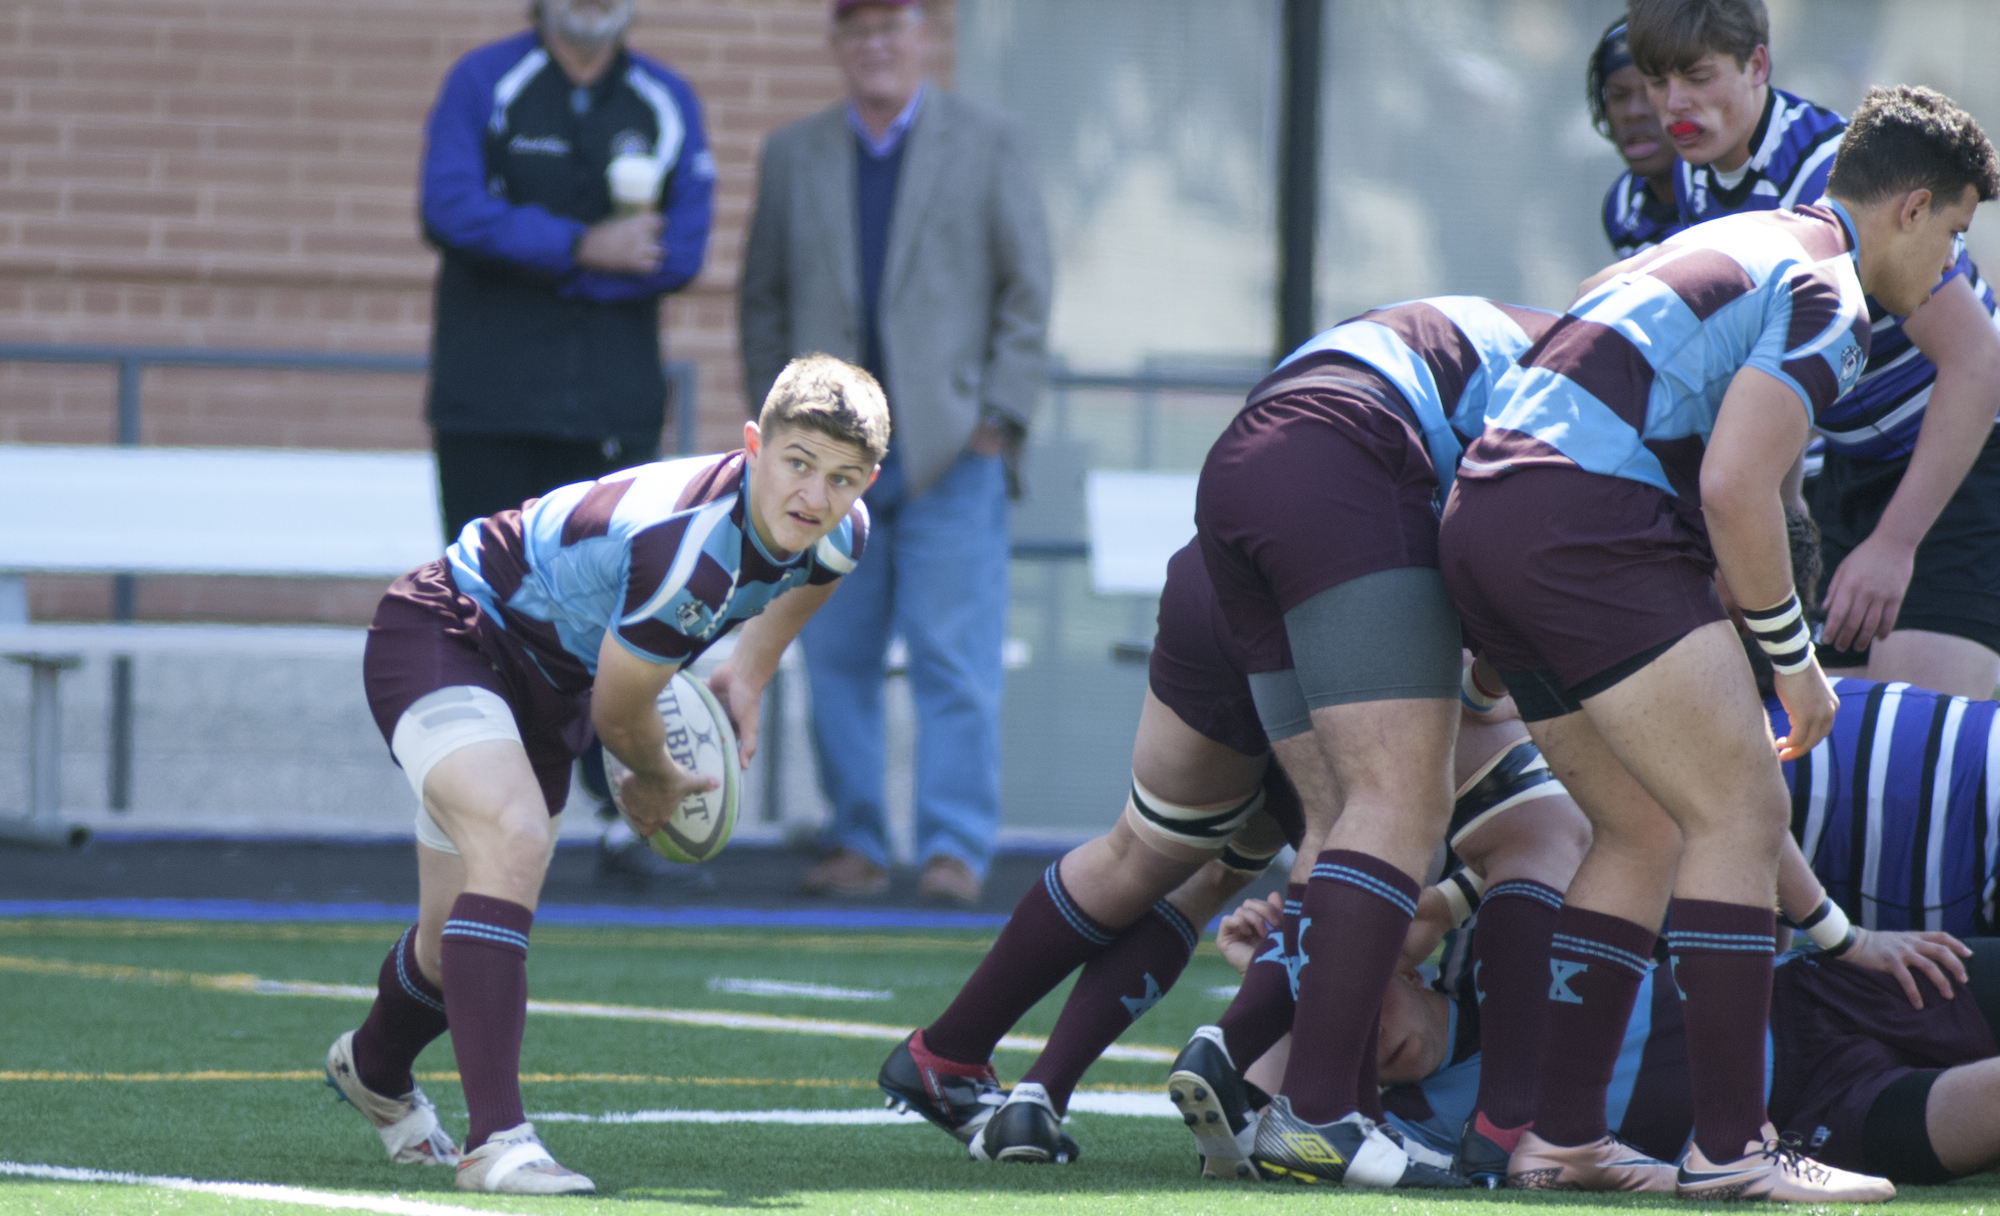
[[1270, 296, 1558, 492], [1460, 204, 1870, 500], [1775, 677, 2000, 935], [446, 451, 866, 692]]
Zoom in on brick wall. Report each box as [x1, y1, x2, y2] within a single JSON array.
[[1, 0, 950, 621]]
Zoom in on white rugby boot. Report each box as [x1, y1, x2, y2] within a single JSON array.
[[323, 1031, 459, 1165], [455, 1122, 595, 1194], [1676, 1124, 1894, 1203]]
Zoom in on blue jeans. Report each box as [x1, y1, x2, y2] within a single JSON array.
[[801, 448, 1009, 878]]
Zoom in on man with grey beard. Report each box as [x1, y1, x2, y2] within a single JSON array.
[[418, 0, 714, 892]]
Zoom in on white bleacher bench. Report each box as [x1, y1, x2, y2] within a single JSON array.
[[0, 444, 442, 848]]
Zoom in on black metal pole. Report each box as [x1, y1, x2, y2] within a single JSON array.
[[110, 358, 140, 811], [1277, 0, 1324, 359]]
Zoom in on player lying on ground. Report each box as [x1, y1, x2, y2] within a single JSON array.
[[322, 355, 885, 1194], [880, 297, 1560, 1183], [1437, 83, 1997, 1200], [1590, 19, 1681, 259], [1627, 0, 2000, 699], [1206, 891, 1993, 1189]]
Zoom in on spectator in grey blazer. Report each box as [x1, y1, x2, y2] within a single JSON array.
[[739, 0, 1051, 904]]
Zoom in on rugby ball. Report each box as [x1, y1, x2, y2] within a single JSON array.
[[603, 671, 740, 863]]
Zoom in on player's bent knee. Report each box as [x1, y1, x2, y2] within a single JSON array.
[[1285, 567, 1462, 708], [1125, 774, 1263, 853]]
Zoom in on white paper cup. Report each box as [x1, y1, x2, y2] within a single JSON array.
[[608, 155, 663, 217]]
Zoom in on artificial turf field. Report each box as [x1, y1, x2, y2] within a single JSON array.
[[4, 916, 2000, 1216]]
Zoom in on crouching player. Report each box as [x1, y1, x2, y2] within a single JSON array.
[[1438, 86, 1997, 1200], [322, 355, 885, 1194], [881, 296, 1560, 1183], [1212, 893, 1996, 1188]]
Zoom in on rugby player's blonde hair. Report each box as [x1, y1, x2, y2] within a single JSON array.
[[757, 353, 891, 464]]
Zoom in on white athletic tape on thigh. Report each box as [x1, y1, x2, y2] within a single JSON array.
[[1126, 775, 1264, 850], [391, 686, 522, 803]]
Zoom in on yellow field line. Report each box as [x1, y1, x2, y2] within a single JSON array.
[[0, 953, 1180, 1064]]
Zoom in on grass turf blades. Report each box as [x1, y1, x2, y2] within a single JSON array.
[[0, 916, 1995, 1213]]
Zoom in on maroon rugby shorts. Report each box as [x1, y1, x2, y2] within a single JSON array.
[[363, 559, 593, 815], [1196, 368, 1443, 675], [1439, 466, 1723, 706]]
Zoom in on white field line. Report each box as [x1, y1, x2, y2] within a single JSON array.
[[0, 954, 1180, 1064], [526, 1090, 1180, 1124], [706, 976, 893, 1001], [0, 1161, 513, 1215], [1205, 985, 1241, 998]]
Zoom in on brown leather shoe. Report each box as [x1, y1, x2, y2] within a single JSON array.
[[917, 855, 982, 907], [799, 848, 889, 898]]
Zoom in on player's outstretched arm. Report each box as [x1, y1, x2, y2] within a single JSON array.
[[591, 634, 716, 835], [1704, 366, 1838, 759], [708, 581, 837, 768], [1822, 277, 2000, 650]]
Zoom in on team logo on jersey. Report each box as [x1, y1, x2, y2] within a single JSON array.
[[675, 598, 715, 637], [1839, 343, 1862, 386], [509, 134, 569, 156]]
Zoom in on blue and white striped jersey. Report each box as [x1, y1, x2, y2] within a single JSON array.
[[1816, 243, 2000, 460], [1675, 86, 2000, 461], [446, 451, 866, 693], [1460, 205, 1870, 499], [1776, 677, 2000, 935], [1603, 170, 1682, 259], [1274, 296, 1557, 491], [1676, 87, 1844, 225]]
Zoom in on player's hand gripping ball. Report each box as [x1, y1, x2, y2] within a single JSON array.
[[603, 672, 740, 863]]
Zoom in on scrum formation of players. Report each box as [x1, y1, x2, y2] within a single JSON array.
[[886, 0, 2000, 1201]]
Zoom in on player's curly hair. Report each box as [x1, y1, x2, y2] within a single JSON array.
[[1627, 0, 1768, 78], [757, 354, 891, 463], [1828, 85, 2000, 210], [1586, 18, 1626, 139]]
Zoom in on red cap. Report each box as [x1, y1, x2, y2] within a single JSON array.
[[833, 0, 918, 15]]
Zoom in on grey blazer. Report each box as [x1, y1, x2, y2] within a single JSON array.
[[738, 88, 1053, 496]]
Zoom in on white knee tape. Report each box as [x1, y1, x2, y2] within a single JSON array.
[[1126, 775, 1264, 851], [392, 686, 522, 802]]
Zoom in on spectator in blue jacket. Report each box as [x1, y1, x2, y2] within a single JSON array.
[[418, 0, 714, 885], [420, 0, 713, 537]]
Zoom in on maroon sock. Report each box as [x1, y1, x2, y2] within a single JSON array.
[[1667, 898, 1775, 1161], [1355, 1016, 1384, 1121], [922, 862, 1118, 1067], [440, 893, 534, 1152], [1471, 880, 1564, 1129], [1217, 883, 1302, 1069], [1023, 899, 1198, 1113], [1281, 851, 1418, 1123], [1531, 905, 1656, 1147], [352, 926, 449, 1097]]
